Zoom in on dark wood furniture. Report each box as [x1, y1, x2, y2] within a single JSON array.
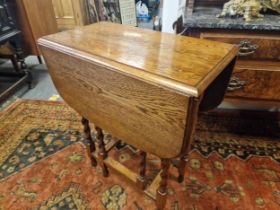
[[0, 0, 31, 102], [38, 22, 238, 209], [0, 0, 23, 66], [14, 0, 57, 61], [0, 43, 20, 72], [182, 2, 280, 107]]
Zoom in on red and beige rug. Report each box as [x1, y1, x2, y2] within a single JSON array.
[[0, 99, 279, 210]]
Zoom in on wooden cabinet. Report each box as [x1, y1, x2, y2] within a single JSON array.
[[183, 5, 280, 106], [200, 32, 280, 61], [52, 0, 87, 31], [227, 60, 280, 102], [15, 0, 58, 56], [186, 29, 280, 105]]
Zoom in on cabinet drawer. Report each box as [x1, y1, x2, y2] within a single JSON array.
[[200, 33, 280, 61], [226, 61, 280, 101]]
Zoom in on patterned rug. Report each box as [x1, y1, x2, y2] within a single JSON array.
[[0, 99, 279, 210]]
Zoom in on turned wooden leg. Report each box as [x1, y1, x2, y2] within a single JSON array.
[[10, 39, 27, 70], [95, 126, 109, 177], [81, 117, 97, 167], [156, 158, 170, 210], [137, 151, 147, 190], [37, 55, 43, 64], [11, 55, 20, 72], [178, 155, 188, 183]]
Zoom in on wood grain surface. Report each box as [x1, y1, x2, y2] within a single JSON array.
[[38, 22, 238, 97], [40, 47, 189, 158], [189, 29, 280, 105], [16, 0, 57, 55], [52, 0, 87, 30], [39, 23, 238, 158], [200, 32, 280, 61], [226, 61, 280, 101]]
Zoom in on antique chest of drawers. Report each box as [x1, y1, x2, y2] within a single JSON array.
[[183, 7, 280, 107]]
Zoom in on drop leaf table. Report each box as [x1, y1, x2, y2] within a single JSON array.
[[38, 22, 238, 209]]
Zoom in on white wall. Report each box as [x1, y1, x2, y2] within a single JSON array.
[[161, 0, 186, 33]]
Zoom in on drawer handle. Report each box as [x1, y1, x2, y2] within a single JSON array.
[[237, 40, 258, 57], [227, 76, 246, 91]]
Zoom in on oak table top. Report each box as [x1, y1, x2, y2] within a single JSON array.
[[38, 22, 238, 97], [38, 22, 238, 159]]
